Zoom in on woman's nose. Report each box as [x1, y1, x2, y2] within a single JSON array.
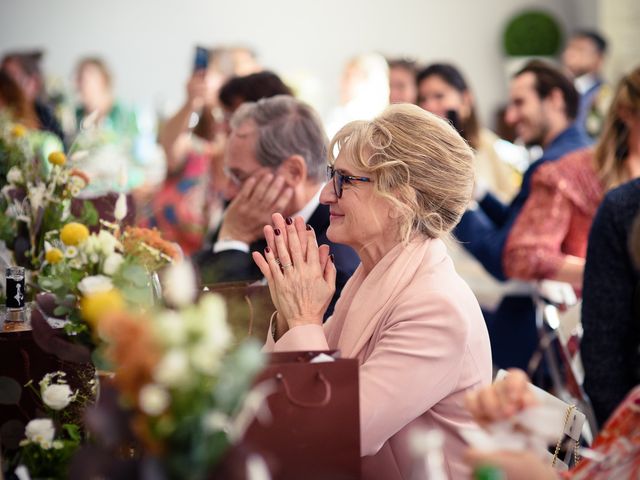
[[319, 181, 337, 205]]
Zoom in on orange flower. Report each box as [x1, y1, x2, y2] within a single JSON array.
[[70, 169, 90, 185], [122, 227, 179, 260], [98, 311, 162, 399]]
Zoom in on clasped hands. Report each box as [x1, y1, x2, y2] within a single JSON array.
[[252, 213, 336, 336]]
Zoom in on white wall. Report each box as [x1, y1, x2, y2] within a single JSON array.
[[0, 0, 597, 127]]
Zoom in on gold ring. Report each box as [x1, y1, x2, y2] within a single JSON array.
[[280, 263, 293, 269]]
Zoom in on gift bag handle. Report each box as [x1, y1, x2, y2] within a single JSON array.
[[244, 294, 254, 336], [276, 372, 332, 407]]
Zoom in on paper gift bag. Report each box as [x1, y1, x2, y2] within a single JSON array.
[[205, 282, 275, 342], [242, 351, 361, 480]]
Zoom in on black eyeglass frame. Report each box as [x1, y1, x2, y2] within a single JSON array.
[[327, 165, 372, 198]]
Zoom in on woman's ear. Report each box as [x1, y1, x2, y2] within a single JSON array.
[[280, 155, 307, 187]]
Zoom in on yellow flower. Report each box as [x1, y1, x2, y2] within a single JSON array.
[[80, 289, 125, 326], [45, 248, 64, 264], [48, 151, 67, 166], [60, 223, 90, 246], [11, 124, 27, 138]]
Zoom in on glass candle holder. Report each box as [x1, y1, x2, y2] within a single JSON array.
[[5, 266, 26, 322]]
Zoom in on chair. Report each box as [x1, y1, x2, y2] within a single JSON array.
[[527, 280, 599, 444]]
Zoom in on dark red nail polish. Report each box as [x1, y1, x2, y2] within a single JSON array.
[[285, 217, 293, 225], [274, 228, 281, 236], [265, 246, 271, 253], [329, 254, 335, 263], [306, 224, 312, 231]]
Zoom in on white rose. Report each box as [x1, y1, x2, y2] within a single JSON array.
[[155, 311, 187, 346], [97, 230, 121, 256], [42, 383, 74, 410], [114, 192, 128, 221], [198, 295, 232, 352], [77, 275, 113, 295], [202, 410, 230, 432], [161, 261, 196, 308], [7, 166, 23, 184], [190, 343, 222, 375], [102, 253, 124, 276], [25, 418, 55, 445], [138, 384, 170, 416], [81, 235, 100, 255], [153, 349, 190, 388]]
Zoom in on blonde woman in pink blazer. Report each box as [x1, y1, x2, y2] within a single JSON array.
[[253, 104, 493, 479]]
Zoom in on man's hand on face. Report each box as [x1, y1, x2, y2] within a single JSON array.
[[218, 169, 294, 245]]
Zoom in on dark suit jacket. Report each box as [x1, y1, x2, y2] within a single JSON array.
[[454, 124, 592, 281], [582, 179, 640, 426], [192, 203, 360, 318]]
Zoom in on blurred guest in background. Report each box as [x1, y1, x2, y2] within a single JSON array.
[[416, 62, 524, 317], [1, 50, 65, 143], [581, 177, 640, 426], [325, 52, 389, 137], [456, 60, 589, 281], [74, 57, 151, 192], [151, 46, 260, 255], [0, 69, 64, 161], [562, 30, 611, 139], [387, 57, 418, 104], [454, 61, 590, 371], [504, 67, 640, 290], [0, 69, 39, 128], [193, 95, 359, 318], [218, 70, 293, 126], [465, 369, 640, 479], [417, 63, 522, 202]]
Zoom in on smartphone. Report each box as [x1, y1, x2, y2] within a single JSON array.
[[193, 46, 209, 72], [446, 109, 462, 134]]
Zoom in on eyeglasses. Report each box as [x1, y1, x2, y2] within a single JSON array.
[[326, 165, 372, 199]]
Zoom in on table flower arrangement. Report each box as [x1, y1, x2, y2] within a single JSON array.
[[68, 261, 266, 479], [35, 211, 179, 351], [6, 371, 90, 479], [0, 117, 97, 271]]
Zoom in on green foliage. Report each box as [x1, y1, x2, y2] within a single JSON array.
[[214, 340, 264, 413], [503, 10, 563, 56], [18, 435, 80, 479], [111, 258, 155, 307], [0, 197, 15, 245], [0, 136, 25, 190], [69, 200, 99, 228], [0, 376, 22, 405]]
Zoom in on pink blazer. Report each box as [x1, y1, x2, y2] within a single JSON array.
[[265, 238, 493, 479]]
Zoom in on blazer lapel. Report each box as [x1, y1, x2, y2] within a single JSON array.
[[336, 240, 437, 358]]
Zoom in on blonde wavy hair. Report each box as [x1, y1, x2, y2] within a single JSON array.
[[329, 103, 475, 242], [594, 66, 640, 190]]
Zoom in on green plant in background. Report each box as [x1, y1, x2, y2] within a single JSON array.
[[503, 10, 563, 57]]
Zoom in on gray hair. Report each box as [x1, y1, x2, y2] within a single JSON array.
[[230, 95, 328, 182]]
